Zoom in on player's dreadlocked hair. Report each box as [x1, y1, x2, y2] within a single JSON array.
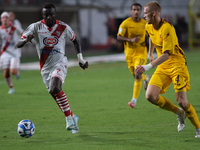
[[43, 3, 56, 11]]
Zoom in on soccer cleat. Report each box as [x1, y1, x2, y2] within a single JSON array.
[[128, 102, 135, 108], [128, 98, 137, 109], [8, 88, 15, 94], [72, 115, 79, 134], [177, 109, 186, 132], [144, 74, 151, 90], [16, 71, 20, 80], [66, 118, 75, 130], [195, 128, 200, 138]]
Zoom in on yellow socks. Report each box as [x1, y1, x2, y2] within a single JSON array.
[[155, 96, 179, 113], [132, 75, 146, 100], [133, 79, 142, 99], [184, 104, 200, 129], [154, 95, 200, 130], [141, 74, 147, 81]]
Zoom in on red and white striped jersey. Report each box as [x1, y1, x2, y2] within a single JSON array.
[[0, 24, 23, 57], [21, 19, 75, 70]]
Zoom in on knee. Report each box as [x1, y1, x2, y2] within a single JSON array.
[[134, 72, 142, 79], [176, 97, 188, 109], [146, 93, 158, 103], [4, 72, 10, 78], [10, 70, 17, 75], [50, 77, 62, 95], [50, 85, 61, 95]]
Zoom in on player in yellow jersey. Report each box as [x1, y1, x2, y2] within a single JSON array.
[[135, 1, 200, 137], [117, 3, 150, 109]]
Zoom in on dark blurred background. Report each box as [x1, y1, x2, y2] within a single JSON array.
[[0, 0, 199, 58]]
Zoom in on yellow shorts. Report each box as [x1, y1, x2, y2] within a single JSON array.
[[149, 64, 190, 94], [126, 54, 147, 75]]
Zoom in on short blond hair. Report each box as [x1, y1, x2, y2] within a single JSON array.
[[144, 1, 161, 14]]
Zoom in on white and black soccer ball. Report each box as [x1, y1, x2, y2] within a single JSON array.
[[17, 119, 35, 138]]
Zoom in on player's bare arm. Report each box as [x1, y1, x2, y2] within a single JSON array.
[[148, 38, 155, 62], [117, 35, 140, 43], [16, 34, 35, 48], [72, 36, 89, 70], [135, 52, 170, 75]]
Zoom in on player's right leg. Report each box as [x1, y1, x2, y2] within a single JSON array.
[[128, 77, 142, 108], [10, 57, 20, 79], [72, 114, 79, 134], [143, 74, 150, 90], [126, 59, 142, 108], [128, 57, 149, 108]]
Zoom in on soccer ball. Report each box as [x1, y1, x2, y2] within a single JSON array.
[[17, 119, 35, 138]]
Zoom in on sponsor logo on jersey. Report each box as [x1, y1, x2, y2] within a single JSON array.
[[43, 37, 58, 47], [41, 48, 60, 55]]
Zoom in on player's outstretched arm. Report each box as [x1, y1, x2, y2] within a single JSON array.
[[16, 35, 35, 48], [117, 35, 140, 43], [72, 36, 89, 70]]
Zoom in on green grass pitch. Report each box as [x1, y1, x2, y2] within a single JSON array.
[[0, 51, 200, 150]]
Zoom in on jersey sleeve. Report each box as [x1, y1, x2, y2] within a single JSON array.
[[117, 21, 127, 37], [162, 25, 175, 55], [21, 23, 35, 39], [65, 25, 75, 41], [16, 26, 23, 35]]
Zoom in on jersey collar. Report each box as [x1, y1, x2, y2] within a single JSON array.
[[41, 19, 59, 31]]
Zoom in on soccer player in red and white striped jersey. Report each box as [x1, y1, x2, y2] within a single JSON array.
[[0, 11, 23, 94], [17, 3, 88, 134]]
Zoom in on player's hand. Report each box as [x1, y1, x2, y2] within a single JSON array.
[[149, 54, 154, 62], [135, 65, 145, 76], [130, 36, 140, 43], [79, 61, 89, 70], [26, 35, 35, 43]]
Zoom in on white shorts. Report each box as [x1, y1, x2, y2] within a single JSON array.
[[41, 56, 68, 92], [0, 56, 20, 69]]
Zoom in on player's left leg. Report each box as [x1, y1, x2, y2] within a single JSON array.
[[50, 77, 75, 130], [176, 91, 200, 137], [1, 57, 15, 93], [48, 60, 79, 132]]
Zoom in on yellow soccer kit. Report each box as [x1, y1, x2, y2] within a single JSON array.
[[146, 19, 190, 93], [117, 17, 147, 75]]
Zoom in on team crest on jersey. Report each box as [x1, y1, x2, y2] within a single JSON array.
[[43, 37, 58, 47], [56, 31, 60, 37]]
